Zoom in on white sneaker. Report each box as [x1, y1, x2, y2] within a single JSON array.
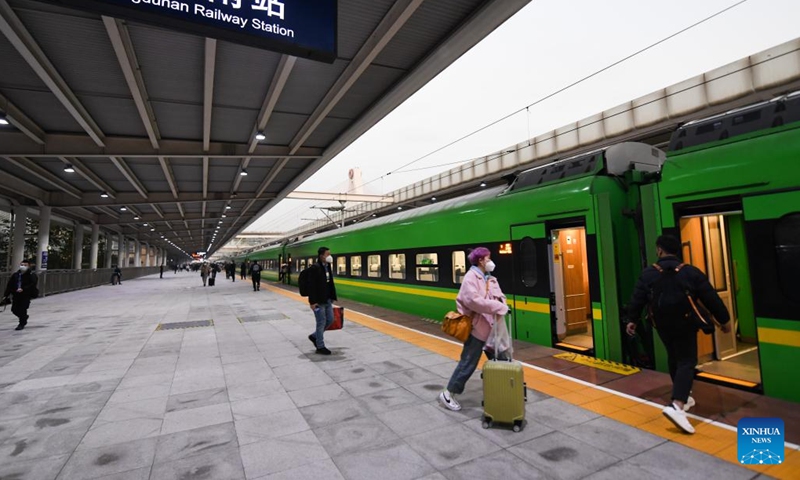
[[662, 403, 695, 434], [438, 390, 461, 411], [683, 396, 696, 412]]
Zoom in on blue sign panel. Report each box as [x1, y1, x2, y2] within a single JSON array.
[[43, 0, 337, 63], [738, 417, 784, 465]]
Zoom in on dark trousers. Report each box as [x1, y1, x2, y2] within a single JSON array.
[[252, 275, 260, 291], [656, 326, 697, 403], [11, 297, 30, 326]]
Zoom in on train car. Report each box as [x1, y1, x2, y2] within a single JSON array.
[[280, 142, 665, 364], [646, 91, 800, 401], [241, 94, 800, 402]]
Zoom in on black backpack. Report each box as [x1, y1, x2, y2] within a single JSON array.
[[647, 263, 694, 329], [298, 266, 313, 297]]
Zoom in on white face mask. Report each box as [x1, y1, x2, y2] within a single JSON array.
[[18, 265, 28, 272], [484, 260, 496, 273], [325, 255, 333, 264]]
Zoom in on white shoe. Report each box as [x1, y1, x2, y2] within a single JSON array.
[[683, 396, 696, 412], [662, 403, 695, 434], [438, 390, 461, 411]]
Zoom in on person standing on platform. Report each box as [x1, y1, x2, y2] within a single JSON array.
[[228, 262, 236, 282], [438, 247, 508, 411], [250, 262, 262, 291], [240, 261, 247, 280], [626, 235, 730, 435], [2, 259, 39, 331], [200, 262, 210, 287], [307, 247, 337, 355], [210, 263, 218, 286], [160, 264, 164, 278]]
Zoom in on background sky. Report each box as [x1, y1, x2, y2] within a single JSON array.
[[244, 0, 800, 234]]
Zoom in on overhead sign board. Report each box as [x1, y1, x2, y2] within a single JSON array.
[[42, 0, 337, 63]]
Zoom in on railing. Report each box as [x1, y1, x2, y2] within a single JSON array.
[[0, 267, 162, 298]]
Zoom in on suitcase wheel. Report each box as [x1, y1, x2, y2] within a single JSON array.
[[482, 419, 491, 429], [513, 424, 521, 433], [513, 420, 523, 433]]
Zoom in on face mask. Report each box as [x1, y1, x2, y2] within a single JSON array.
[[325, 255, 333, 264], [484, 260, 496, 273], [18, 265, 28, 272]]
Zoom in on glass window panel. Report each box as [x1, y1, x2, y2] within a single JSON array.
[[337, 257, 347, 275], [416, 253, 439, 282], [351, 256, 362, 276], [520, 237, 537, 287], [452, 251, 466, 284], [368, 255, 381, 277], [775, 213, 800, 301], [389, 253, 406, 280]]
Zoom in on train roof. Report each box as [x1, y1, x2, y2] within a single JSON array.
[[669, 91, 800, 152]]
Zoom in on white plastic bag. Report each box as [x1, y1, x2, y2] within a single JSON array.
[[485, 314, 513, 360]]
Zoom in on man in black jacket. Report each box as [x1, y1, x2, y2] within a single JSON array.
[[307, 246, 337, 355], [3, 259, 39, 331], [626, 235, 730, 434]]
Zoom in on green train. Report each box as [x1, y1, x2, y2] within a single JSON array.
[[238, 93, 800, 403]]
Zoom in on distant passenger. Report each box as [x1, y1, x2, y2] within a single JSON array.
[[250, 262, 262, 291], [159, 264, 164, 279], [439, 247, 508, 411], [626, 234, 730, 434], [200, 262, 210, 287], [306, 247, 337, 355], [241, 261, 247, 280], [112, 265, 122, 285], [2, 259, 39, 331]]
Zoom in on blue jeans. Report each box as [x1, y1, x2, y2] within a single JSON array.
[[447, 334, 487, 394], [313, 300, 334, 348]]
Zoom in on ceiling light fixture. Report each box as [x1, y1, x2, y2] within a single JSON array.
[[240, 169, 248, 176], [0, 114, 9, 125], [64, 164, 75, 173], [255, 131, 266, 141], [120, 207, 127, 211], [479, 181, 487, 188], [133, 216, 140, 220], [100, 192, 109, 198]]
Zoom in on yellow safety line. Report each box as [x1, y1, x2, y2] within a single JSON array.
[[262, 283, 798, 479]]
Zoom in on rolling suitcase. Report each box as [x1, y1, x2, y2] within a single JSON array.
[[480, 315, 526, 432], [208, 277, 215, 286]]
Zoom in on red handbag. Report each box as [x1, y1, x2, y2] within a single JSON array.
[[327, 305, 344, 331]]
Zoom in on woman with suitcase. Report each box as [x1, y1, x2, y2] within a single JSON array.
[[438, 247, 508, 412]]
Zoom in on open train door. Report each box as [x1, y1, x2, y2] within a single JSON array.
[[509, 223, 552, 347]]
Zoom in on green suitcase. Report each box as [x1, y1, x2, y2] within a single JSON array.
[[481, 359, 527, 431]]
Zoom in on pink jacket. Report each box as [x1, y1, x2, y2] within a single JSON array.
[[456, 268, 508, 342]]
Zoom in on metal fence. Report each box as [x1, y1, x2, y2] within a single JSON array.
[[0, 267, 161, 298]]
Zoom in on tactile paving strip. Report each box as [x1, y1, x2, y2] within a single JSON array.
[[156, 320, 214, 330]]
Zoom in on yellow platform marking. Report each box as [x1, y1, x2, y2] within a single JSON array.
[[262, 283, 799, 479], [695, 372, 759, 388], [555, 342, 591, 352], [758, 327, 800, 348], [553, 352, 641, 375]]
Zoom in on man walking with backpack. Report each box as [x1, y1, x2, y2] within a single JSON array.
[[626, 235, 730, 434], [301, 247, 337, 355]]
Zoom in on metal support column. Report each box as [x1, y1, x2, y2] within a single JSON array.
[[89, 224, 99, 270], [105, 233, 113, 268], [11, 205, 27, 267], [134, 239, 141, 267], [73, 224, 84, 270], [36, 206, 51, 272]]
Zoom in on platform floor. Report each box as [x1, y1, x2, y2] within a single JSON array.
[[0, 272, 795, 479]]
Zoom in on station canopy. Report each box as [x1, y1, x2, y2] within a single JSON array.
[[0, 0, 529, 257]]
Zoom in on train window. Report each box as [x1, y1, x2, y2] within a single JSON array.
[[300, 259, 307, 270], [452, 251, 466, 284], [389, 253, 406, 280], [367, 255, 381, 277], [416, 253, 439, 282], [336, 257, 347, 276], [351, 256, 362, 276], [775, 213, 800, 300], [520, 237, 538, 287]]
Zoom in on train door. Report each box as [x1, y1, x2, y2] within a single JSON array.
[[679, 213, 761, 388], [551, 227, 594, 353], [510, 223, 552, 348]]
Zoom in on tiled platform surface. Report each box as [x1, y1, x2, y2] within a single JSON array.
[[0, 272, 788, 479]]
